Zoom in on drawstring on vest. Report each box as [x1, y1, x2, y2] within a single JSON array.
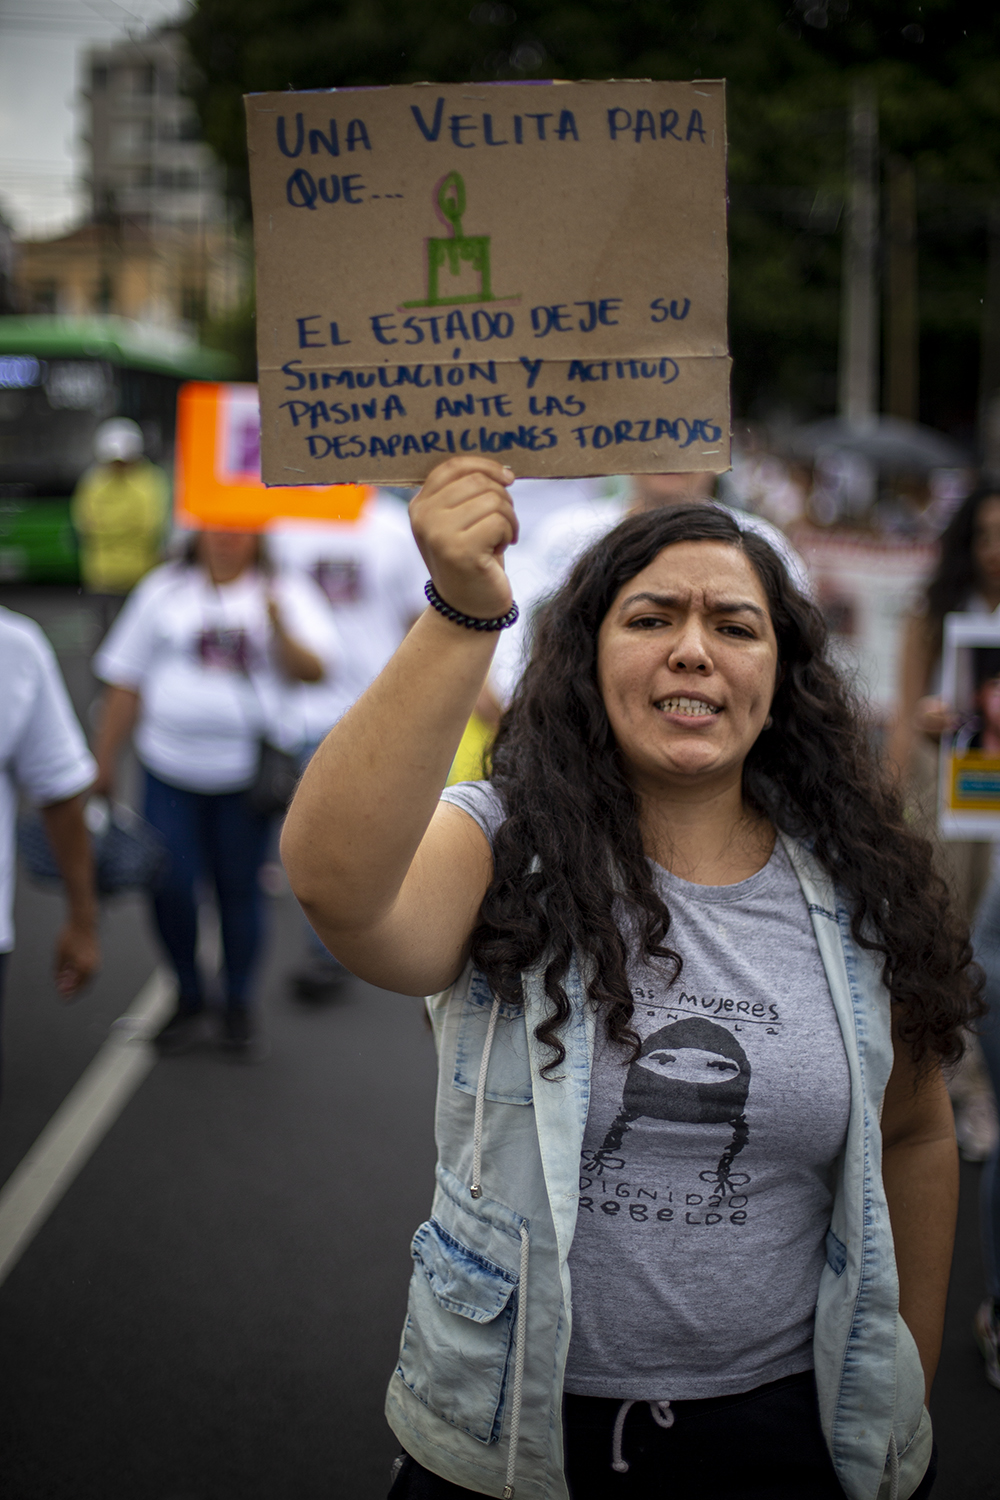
[[502, 1223, 530, 1499], [470, 992, 502, 1199], [472, 993, 531, 1499], [887, 1431, 899, 1500], [611, 1399, 675, 1474]]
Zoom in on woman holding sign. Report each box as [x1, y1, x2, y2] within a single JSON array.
[[283, 457, 975, 1499]]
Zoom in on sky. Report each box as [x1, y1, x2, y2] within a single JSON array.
[[0, 0, 191, 239]]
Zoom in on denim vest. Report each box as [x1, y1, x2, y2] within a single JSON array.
[[385, 834, 933, 1500]]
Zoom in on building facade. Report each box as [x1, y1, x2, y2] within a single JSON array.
[[84, 27, 226, 232], [13, 27, 245, 336]]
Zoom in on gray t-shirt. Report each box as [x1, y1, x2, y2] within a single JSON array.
[[440, 780, 851, 1401]]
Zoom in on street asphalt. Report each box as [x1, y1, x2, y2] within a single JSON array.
[[0, 585, 997, 1499]]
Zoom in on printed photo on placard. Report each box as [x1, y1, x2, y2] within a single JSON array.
[[939, 612, 1000, 837]]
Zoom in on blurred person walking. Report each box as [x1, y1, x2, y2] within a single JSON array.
[[888, 482, 1000, 1390], [90, 530, 340, 1055], [283, 456, 973, 1500], [71, 418, 169, 635], [887, 483, 1000, 918], [0, 607, 99, 1090], [268, 489, 426, 998]]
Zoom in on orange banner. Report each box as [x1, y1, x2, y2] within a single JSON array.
[[174, 381, 370, 529]]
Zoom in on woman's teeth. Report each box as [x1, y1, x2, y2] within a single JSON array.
[[657, 697, 721, 717]]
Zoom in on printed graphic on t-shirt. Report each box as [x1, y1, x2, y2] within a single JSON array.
[[196, 626, 252, 672], [580, 986, 784, 1236], [313, 559, 363, 606]]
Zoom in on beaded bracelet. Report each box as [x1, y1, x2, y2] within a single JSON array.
[[424, 578, 519, 632]]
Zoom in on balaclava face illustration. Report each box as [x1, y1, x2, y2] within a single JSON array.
[[601, 1017, 751, 1188]]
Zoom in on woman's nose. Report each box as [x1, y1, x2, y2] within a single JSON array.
[[668, 630, 711, 673]]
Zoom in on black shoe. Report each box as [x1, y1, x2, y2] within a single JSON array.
[[154, 1006, 205, 1055], [291, 957, 351, 1001], [220, 1009, 268, 1060]]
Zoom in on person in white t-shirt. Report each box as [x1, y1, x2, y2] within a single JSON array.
[[0, 608, 99, 1086], [91, 531, 341, 1053], [268, 492, 427, 997], [490, 472, 813, 705], [267, 491, 427, 740]]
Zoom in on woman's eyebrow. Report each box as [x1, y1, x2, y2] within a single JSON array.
[[712, 600, 768, 621], [617, 591, 767, 621]]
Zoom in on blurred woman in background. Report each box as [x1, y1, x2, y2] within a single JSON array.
[[889, 483, 1000, 919], [889, 482, 1000, 1389], [91, 529, 340, 1054]]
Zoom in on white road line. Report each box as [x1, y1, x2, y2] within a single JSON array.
[[0, 966, 174, 1289]]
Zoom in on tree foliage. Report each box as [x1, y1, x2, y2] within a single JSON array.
[[183, 0, 1000, 426]]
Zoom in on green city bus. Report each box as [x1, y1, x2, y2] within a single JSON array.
[[0, 316, 235, 582]]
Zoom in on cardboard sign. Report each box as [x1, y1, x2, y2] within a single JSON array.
[[245, 80, 730, 485], [939, 613, 1000, 837], [173, 381, 369, 529]]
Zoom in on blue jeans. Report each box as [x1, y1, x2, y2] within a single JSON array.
[[972, 877, 1000, 1301], [143, 770, 270, 1013]]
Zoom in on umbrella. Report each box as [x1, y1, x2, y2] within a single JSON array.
[[787, 415, 969, 476]]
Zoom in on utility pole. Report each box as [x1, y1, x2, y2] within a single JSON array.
[[838, 81, 879, 425], [979, 202, 1000, 473], [885, 156, 918, 424]]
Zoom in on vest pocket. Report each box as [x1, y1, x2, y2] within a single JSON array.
[[396, 1216, 519, 1444], [825, 1228, 847, 1276], [452, 969, 533, 1106]]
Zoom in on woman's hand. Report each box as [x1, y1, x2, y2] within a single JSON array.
[[914, 696, 956, 739], [267, 598, 324, 682], [40, 793, 100, 1000], [409, 457, 518, 619], [90, 766, 114, 800], [53, 917, 100, 998]]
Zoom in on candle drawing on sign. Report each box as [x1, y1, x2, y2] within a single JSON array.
[[403, 172, 517, 309]]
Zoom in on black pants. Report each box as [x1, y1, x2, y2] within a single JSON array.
[[387, 1371, 938, 1499]]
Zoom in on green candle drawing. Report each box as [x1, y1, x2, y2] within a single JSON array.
[[403, 171, 514, 308]]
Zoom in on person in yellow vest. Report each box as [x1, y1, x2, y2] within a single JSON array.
[[72, 418, 169, 634]]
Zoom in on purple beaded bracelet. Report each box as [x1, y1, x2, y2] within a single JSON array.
[[424, 579, 519, 632]]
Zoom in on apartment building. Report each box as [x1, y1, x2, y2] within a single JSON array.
[[15, 27, 245, 334]]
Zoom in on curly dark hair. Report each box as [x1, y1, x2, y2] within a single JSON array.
[[926, 483, 1000, 637], [469, 504, 981, 1076]]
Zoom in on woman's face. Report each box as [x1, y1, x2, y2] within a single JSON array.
[[198, 530, 258, 583], [596, 541, 779, 794], [973, 496, 1000, 593]]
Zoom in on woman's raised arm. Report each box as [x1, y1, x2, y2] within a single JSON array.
[[280, 456, 518, 996]]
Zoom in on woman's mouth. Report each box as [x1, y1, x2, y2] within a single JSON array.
[[654, 696, 722, 719]]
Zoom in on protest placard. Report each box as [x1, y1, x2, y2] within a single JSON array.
[[244, 80, 730, 485], [174, 381, 369, 529], [939, 613, 1000, 837]]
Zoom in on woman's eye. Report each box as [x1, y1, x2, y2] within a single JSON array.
[[720, 624, 754, 639], [628, 615, 668, 629]]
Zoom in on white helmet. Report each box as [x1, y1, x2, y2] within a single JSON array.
[[94, 417, 144, 463]]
